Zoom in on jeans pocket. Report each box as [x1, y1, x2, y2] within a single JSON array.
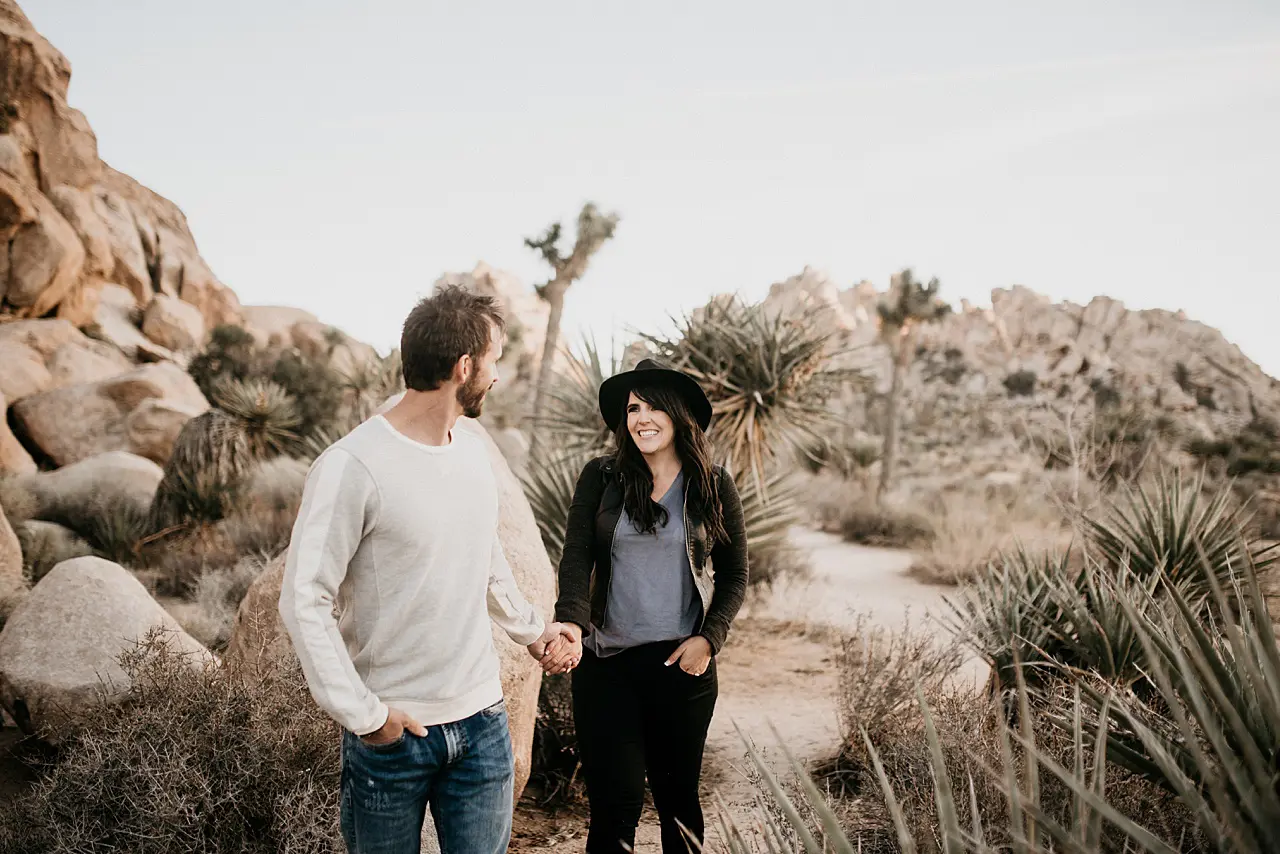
[[479, 699, 507, 718], [356, 731, 405, 753]]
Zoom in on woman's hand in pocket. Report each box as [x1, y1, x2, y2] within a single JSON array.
[[665, 636, 712, 675]]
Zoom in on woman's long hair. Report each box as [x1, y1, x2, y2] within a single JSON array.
[[610, 383, 728, 543]]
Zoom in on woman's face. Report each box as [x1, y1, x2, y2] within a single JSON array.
[[626, 392, 676, 456]]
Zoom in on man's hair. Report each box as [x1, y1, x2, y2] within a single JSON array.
[[400, 285, 506, 391]]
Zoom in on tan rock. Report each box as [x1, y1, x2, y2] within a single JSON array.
[[0, 2, 101, 191], [241, 305, 319, 348], [7, 196, 85, 313], [20, 450, 162, 534], [0, 391, 36, 478], [12, 363, 208, 466], [0, 340, 50, 403], [224, 416, 553, 800], [93, 282, 175, 362], [180, 275, 243, 330], [47, 184, 114, 280], [0, 556, 212, 738], [0, 136, 35, 184], [91, 189, 150, 301], [142, 293, 205, 352], [0, 319, 126, 403], [125, 398, 207, 464], [46, 339, 132, 388], [0, 317, 81, 357]]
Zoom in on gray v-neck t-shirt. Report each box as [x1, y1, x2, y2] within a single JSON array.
[[585, 471, 703, 657]]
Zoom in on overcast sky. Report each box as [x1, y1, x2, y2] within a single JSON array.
[[23, 1, 1280, 376]]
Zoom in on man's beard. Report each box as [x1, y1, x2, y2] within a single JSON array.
[[457, 373, 489, 418]]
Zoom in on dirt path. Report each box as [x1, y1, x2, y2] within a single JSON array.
[[513, 528, 987, 851]]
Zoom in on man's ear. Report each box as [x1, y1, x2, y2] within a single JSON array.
[[453, 353, 472, 384]]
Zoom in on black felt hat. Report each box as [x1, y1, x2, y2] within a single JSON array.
[[598, 359, 714, 433]]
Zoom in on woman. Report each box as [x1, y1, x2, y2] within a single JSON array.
[[541, 358, 750, 854]]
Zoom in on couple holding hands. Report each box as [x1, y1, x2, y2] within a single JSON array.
[[280, 285, 748, 854]]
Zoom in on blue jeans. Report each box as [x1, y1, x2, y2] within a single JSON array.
[[340, 700, 515, 854]]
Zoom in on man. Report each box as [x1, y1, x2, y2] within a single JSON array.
[[280, 285, 569, 854]]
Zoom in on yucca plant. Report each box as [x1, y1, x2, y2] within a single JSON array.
[[339, 349, 405, 423], [641, 296, 859, 497], [945, 549, 1068, 692], [148, 410, 253, 534], [1068, 549, 1280, 851], [521, 448, 596, 568], [1084, 473, 1278, 595], [210, 377, 302, 458], [538, 337, 618, 459]]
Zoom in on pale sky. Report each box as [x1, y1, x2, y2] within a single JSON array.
[[23, 1, 1280, 376]]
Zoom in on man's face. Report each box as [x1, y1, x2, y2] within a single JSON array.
[[457, 324, 504, 418]]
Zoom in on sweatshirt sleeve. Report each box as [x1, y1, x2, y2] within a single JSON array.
[[278, 448, 389, 736], [487, 530, 546, 647]]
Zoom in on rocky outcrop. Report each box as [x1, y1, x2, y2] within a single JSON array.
[[224, 415, 554, 801], [0, 0, 238, 330], [12, 362, 207, 466], [0, 556, 212, 737]]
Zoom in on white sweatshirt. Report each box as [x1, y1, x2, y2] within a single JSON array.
[[279, 415, 545, 736]]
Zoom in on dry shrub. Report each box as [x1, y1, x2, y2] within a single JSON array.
[[836, 500, 934, 549], [0, 630, 342, 854], [176, 557, 270, 652], [816, 622, 1194, 851], [0, 477, 37, 524], [805, 475, 935, 549], [145, 506, 292, 597], [909, 481, 1075, 585], [14, 522, 95, 583]]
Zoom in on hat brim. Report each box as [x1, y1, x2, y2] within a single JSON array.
[[598, 367, 714, 433]]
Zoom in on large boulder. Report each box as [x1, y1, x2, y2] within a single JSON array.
[[92, 283, 176, 362], [19, 451, 163, 534], [0, 318, 131, 404], [224, 415, 554, 800], [0, 391, 36, 477], [0, 556, 212, 737], [142, 293, 205, 353], [12, 362, 208, 466]]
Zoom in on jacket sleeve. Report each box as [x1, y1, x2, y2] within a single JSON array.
[[278, 448, 389, 737], [553, 457, 605, 630], [698, 467, 749, 655]]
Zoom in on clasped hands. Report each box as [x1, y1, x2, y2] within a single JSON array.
[[529, 623, 713, 677]]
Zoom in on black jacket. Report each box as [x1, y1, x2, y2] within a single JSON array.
[[552, 455, 749, 654]]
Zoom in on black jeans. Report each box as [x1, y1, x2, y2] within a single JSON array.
[[572, 639, 718, 853]]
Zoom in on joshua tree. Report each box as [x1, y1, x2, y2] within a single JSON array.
[[876, 269, 950, 502], [525, 202, 620, 456]]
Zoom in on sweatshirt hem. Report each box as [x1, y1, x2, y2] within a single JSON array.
[[381, 680, 505, 727]]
